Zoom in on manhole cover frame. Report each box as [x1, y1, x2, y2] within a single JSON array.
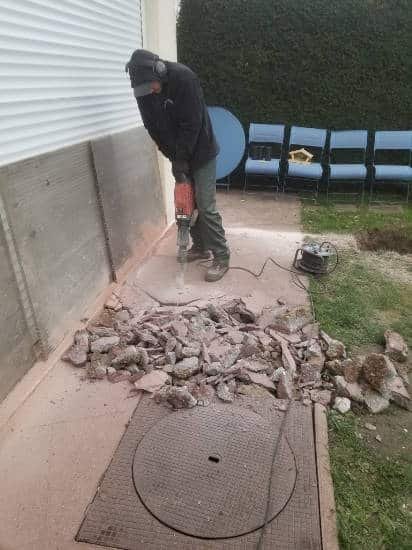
[[132, 406, 297, 540]]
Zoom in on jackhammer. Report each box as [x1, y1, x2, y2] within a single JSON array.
[[174, 178, 196, 264]]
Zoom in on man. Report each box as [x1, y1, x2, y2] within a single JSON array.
[[125, 49, 230, 282]]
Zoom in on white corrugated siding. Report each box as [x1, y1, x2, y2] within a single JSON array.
[[0, 0, 143, 166]]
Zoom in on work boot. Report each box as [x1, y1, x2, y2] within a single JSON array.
[[181, 247, 211, 263], [205, 259, 229, 282]]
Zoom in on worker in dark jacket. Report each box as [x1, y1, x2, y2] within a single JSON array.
[[125, 49, 230, 282]]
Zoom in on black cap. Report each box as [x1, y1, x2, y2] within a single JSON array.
[[125, 49, 160, 97]]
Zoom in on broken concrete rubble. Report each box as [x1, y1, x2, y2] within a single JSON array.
[[154, 385, 197, 409], [62, 344, 88, 367], [334, 376, 365, 403], [302, 322, 320, 340], [237, 383, 273, 398], [306, 340, 325, 369], [216, 382, 234, 403], [173, 357, 200, 380], [111, 346, 141, 368], [333, 397, 351, 414], [362, 353, 397, 391], [90, 336, 120, 354], [320, 331, 346, 360], [63, 296, 410, 417], [105, 294, 122, 311], [342, 358, 361, 384], [277, 370, 293, 399], [384, 330, 408, 363], [246, 372, 276, 390], [62, 329, 90, 367], [325, 359, 343, 376], [263, 304, 312, 334], [310, 389, 332, 407], [299, 362, 321, 384], [383, 376, 411, 410], [134, 371, 169, 393]]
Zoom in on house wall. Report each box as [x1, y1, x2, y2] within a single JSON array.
[[0, 0, 177, 402]]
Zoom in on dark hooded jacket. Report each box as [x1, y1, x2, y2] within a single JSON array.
[[136, 62, 219, 174]]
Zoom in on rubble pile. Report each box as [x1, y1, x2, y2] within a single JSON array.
[[63, 297, 410, 413]]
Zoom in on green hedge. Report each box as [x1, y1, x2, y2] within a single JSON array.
[[177, 0, 412, 131]]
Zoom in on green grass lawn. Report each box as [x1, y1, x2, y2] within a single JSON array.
[[302, 202, 412, 350], [329, 412, 412, 550], [302, 201, 412, 548], [309, 252, 412, 350], [302, 201, 412, 235]]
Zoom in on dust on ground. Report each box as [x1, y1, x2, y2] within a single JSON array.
[[358, 407, 412, 464], [351, 342, 411, 464], [357, 227, 412, 255]]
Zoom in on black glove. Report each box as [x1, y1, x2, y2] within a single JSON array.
[[172, 160, 190, 182]]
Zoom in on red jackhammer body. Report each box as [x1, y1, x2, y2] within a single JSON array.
[[174, 181, 196, 263]]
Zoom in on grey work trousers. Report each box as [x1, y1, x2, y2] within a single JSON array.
[[190, 158, 230, 263]]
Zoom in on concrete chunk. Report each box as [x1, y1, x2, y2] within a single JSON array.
[[237, 384, 273, 398], [299, 362, 321, 384], [302, 322, 320, 340], [306, 340, 325, 369], [62, 344, 88, 367], [384, 376, 411, 410], [334, 376, 365, 403], [73, 329, 89, 352], [90, 335, 120, 354], [204, 362, 223, 376], [384, 330, 408, 363], [270, 332, 297, 377], [134, 370, 169, 393], [325, 359, 343, 376], [362, 353, 397, 391], [226, 331, 245, 345], [170, 320, 188, 338], [105, 294, 122, 311], [262, 304, 312, 334], [320, 331, 346, 360], [88, 325, 117, 339], [216, 382, 234, 403], [155, 385, 197, 409], [333, 397, 351, 414], [247, 372, 276, 390], [310, 389, 332, 406], [277, 370, 294, 399], [364, 389, 390, 413], [267, 329, 301, 345], [173, 357, 200, 380], [182, 346, 201, 358], [111, 345, 140, 368], [342, 358, 361, 383]]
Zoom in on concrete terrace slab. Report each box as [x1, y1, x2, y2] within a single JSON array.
[[0, 191, 314, 550], [129, 191, 306, 308]]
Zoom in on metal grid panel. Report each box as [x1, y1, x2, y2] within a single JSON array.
[[77, 397, 322, 549], [0, 0, 143, 166]]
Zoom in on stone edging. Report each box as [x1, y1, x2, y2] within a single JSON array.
[[314, 403, 340, 550]]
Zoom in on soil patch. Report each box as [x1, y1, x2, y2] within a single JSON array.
[[357, 227, 412, 255]]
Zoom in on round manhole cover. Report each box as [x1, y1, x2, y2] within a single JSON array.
[[133, 406, 297, 539]]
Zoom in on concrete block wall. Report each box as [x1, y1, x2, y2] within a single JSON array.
[[0, 127, 168, 402], [91, 127, 166, 278], [0, 211, 34, 402]]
